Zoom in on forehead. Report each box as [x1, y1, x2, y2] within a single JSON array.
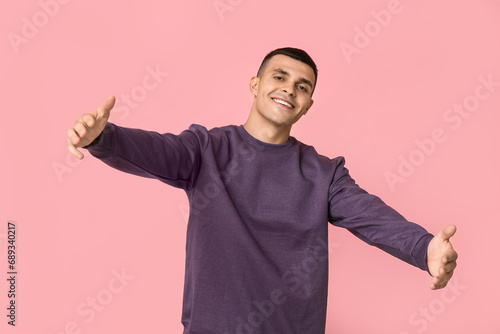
[[264, 55, 315, 85]]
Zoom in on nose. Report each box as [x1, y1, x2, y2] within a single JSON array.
[[282, 83, 296, 96]]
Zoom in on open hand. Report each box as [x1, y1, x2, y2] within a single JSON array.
[[66, 96, 116, 159], [426, 225, 458, 290]]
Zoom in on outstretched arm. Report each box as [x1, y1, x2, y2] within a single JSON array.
[[427, 225, 458, 290], [328, 157, 459, 289], [65, 95, 205, 190], [328, 157, 434, 272]]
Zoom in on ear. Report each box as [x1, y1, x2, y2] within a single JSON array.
[[303, 99, 314, 115], [249, 76, 259, 96]]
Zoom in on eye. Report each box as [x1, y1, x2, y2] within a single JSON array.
[[274, 76, 284, 80], [298, 85, 308, 92]]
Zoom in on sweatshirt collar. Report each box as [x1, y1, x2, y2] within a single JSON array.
[[236, 125, 296, 150]]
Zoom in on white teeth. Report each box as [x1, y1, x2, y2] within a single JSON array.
[[273, 98, 293, 108]]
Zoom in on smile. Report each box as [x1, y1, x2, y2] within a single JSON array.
[[272, 98, 295, 109]]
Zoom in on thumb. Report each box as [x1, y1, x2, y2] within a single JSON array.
[[438, 224, 457, 241], [96, 96, 116, 119]]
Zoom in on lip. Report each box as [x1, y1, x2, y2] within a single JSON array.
[[271, 97, 295, 109]]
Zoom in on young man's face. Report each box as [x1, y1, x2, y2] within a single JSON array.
[[249, 54, 315, 131]]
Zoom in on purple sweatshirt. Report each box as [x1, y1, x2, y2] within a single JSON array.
[[86, 122, 434, 334]]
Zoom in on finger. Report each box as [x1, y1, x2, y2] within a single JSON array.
[[80, 113, 96, 128], [441, 260, 457, 274], [431, 274, 451, 290], [431, 278, 443, 290], [72, 120, 88, 142], [439, 273, 453, 288], [431, 281, 447, 290], [434, 264, 456, 287], [72, 113, 97, 142], [443, 249, 458, 263], [67, 127, 81, 146], [439, 264, 456, 277], [438, 224, 457, 241], [96, 96, 116, 119], [67, 137, 83, 160]]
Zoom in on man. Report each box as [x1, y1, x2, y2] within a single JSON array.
[[67, 47, 458, 333]]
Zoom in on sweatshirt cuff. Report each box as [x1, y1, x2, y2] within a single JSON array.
[[411, 233, 434, 275], [83, 123, 116, 158]]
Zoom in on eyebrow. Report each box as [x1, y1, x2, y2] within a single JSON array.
[[272, 68, 314, 89]]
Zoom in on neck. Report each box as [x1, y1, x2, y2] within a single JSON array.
[[243, 112, 291, 145]]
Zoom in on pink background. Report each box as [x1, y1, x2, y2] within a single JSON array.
[[1, 0, 499, 333]]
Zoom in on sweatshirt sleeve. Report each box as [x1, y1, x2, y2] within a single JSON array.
[[84, 122, 209, 190], [327, 156, 434, 273]]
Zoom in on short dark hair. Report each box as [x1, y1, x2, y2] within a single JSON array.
[[257, 47, 318, 96]]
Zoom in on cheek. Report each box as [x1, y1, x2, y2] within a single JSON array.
[[259, 90, 271, 100], [302, 98, 312, 107]]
